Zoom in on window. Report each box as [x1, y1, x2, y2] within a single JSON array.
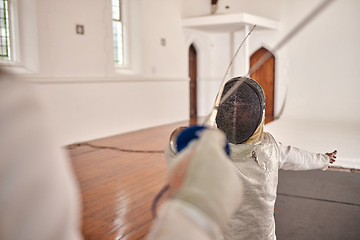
[[111, 0, 141, 73], [0, 0, 11, 61], [0, 0, 39, 73], [112, 0, 124, 65]]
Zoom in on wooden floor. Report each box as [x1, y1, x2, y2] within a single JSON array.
[[68, 121, 190, 240], [68, 120, 360, 240]]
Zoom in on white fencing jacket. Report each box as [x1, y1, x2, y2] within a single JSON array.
[[225, 131, 330, 240]]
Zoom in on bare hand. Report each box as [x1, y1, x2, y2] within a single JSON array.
[[325, 150, 337, 164]]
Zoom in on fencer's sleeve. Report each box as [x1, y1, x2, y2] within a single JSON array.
[[164, 141, 197, 170], [0, 73, 83, 240], [149, 129, 242, 240], [164, 142, 178, 168], [278, 142, 330, 171], [147, 199, 222, 240]]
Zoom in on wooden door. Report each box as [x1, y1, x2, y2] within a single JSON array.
[[189, 44, 197, 125], [250, 47, 275, 123]]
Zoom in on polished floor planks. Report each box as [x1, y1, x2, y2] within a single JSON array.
[[68, 120, 360, 240], [68, 121, 189, 240]]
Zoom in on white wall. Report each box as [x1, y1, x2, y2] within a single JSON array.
[[185, 31, 232, 116], [182, 0, 282, 20], [280, 0, 360, 122], [140, 0, 188, 77], [32, 78, 188, 145], [264, 0, 360, 169], [34, 0, 189, 78], [6, 0, 360, 150], [182, 0, 360, 168], [36, 0, 110, 77], [8, 0, 190, 145], [213, 0, 283, 21], [182, 0, 287, 118], [183, 0, 360, 123]]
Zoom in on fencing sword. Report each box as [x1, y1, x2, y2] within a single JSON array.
[[169, 25, 256, 153], [170, 0, 336, 153], [204, 0, 336, 128], [202, 24, 256, 128]]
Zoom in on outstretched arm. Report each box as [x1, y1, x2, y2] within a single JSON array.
[[278, 142, 337, 171]]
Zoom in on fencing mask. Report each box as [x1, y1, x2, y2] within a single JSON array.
[[216, 77, 265, 144]]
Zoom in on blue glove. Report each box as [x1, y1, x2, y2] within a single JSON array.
[[176, 125, 230, 156]]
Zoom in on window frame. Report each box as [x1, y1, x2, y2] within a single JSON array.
[[0, 0, 39, 74], [0, 0, 15, 63], [112, 0, 130, 68]]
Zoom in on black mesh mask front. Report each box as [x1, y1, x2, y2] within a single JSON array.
[[216, 77, 265, 144]]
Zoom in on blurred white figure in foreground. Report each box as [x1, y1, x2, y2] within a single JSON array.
[[148, 128, 243, 240], [0, 68, 242, 240], [0, 69, 82, 240]]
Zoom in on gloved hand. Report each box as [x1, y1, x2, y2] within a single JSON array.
[[166, 128, 243, 229], [165, 125, 230, 169]]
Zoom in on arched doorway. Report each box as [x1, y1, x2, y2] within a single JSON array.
[[189, 44, 197, 125], [250, 47, 275, 123]]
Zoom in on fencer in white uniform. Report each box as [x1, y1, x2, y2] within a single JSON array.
[[215, 77, 337, 240], [0, 69, 82, 240]]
